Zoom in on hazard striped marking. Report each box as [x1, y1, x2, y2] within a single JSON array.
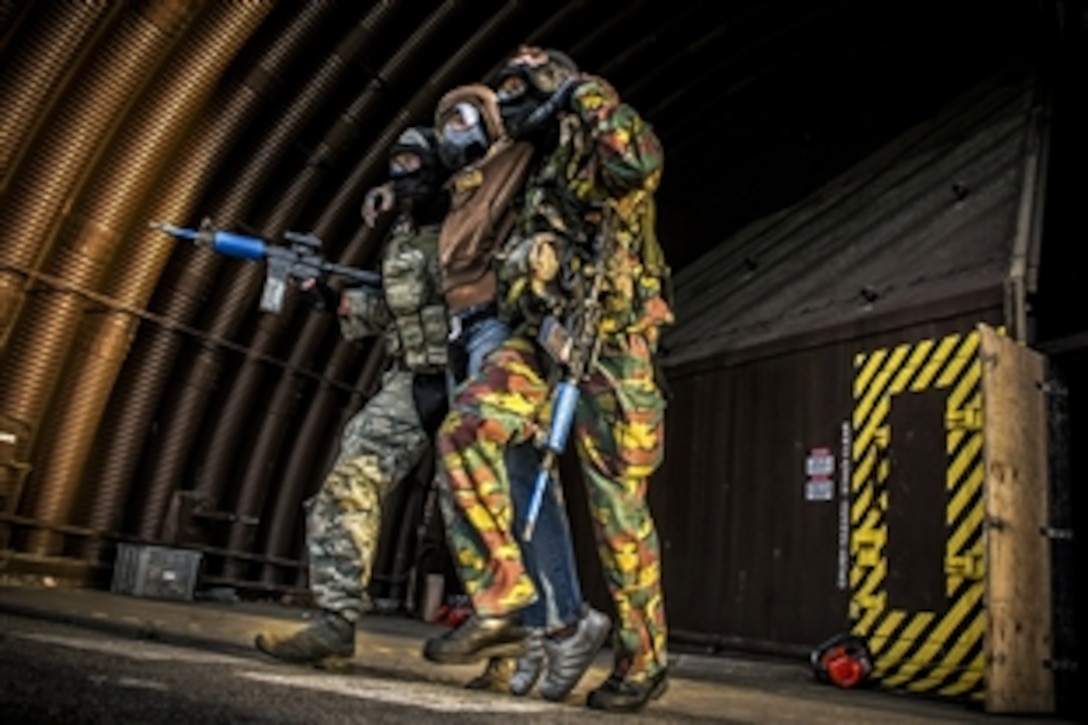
[[849, 329, 987, 700]]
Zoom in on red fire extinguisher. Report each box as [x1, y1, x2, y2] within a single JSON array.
[[810, 633, 873, 689]]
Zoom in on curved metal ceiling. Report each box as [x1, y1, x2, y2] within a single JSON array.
[[0, 0, 1060, 591]]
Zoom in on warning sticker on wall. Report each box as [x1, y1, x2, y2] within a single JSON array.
[[805, 446, 835, 501], [805, 479, 834, 501]]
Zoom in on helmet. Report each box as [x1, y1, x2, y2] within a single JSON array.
[[493, 46, 577, 97]]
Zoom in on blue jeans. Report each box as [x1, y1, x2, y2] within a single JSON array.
[[450, 311, 584, 631]]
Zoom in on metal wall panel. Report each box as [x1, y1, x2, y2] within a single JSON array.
[[644, 305, 1003, 665], [664, 72, 1034, 366]]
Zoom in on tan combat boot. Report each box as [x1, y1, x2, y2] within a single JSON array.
[[255, 611, 356, 669]]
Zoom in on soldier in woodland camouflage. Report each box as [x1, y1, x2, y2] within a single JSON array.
[[423, 47, 674, 714], [255, 127, 450, 667]]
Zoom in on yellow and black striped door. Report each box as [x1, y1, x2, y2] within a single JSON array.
[[850, 329, 986, 699]]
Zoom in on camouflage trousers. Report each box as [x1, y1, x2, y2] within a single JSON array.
[[307, 368, 430, 622], [438, 333, 668, 681]]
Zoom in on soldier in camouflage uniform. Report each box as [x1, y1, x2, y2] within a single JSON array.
[[423, 47, 674, 713], [255, 127, 451, 668], [428, 82, 610, 701]]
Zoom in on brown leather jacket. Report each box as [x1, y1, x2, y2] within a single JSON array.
[[435, 84, 535, 312]]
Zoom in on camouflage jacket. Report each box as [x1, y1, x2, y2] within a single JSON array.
[[499, 74, 674, 344]]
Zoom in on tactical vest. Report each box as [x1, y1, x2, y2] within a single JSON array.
[[382, 223, 448, 371]]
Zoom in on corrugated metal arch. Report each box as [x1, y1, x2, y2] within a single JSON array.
[[0, 0, 1061, 605]]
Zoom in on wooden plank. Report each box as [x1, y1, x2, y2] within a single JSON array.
[[979, 324, 1054, 713]]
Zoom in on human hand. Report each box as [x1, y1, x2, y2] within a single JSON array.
[[298, 276, 339, 312], [362, 182, 395, 228]]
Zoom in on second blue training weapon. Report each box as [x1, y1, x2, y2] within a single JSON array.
[[149, 218, 381, 313], [522, 238, 608, 542]]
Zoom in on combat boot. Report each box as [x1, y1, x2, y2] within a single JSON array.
[[422, 612, 528, 664], [586, 668, 668, 713], [255, 611, 355, 668]]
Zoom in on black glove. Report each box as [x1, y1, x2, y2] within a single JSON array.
[[299, 277, 340, 313], [511, 77, 579, 140]]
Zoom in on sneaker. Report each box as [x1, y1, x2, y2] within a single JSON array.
[[586, 668, 668, 713], [508, 629, 546, 696], [464, 656, 516, 692], [422, 613, 528, 665], [538, 608, 611, 701], [254, 611, 355, 668]]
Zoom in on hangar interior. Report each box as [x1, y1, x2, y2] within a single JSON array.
[[0, 0, 1084, 715]]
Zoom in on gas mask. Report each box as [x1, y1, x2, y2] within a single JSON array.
[[436, 102, 490, 171], [388, 126, 440, 204], [493, 47, 578, 140]]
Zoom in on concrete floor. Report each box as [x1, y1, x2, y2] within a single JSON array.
[[0, 581, 1066, 724]]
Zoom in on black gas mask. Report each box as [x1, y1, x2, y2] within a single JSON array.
[[436, 101, 490, 171], [492, 47, 578, 141], [388, 126, 440, 204], [379, 125, 451, 226]]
